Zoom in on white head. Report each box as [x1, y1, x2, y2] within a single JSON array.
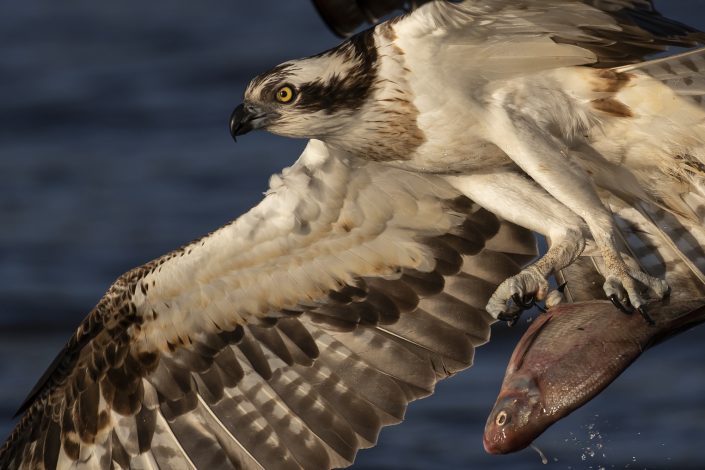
[[230, 30, 379, 143]]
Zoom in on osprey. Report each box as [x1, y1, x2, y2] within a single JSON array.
[[3, 140, 704, 469], [231, 0, 705, 322], [4, 2, 705, 470]]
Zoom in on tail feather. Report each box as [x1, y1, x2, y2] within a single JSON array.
[[557, 195, 705, 304], [617, 47, 705, 107], [620, 200, 705, 294]]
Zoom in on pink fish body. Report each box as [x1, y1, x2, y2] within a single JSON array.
[[483, 299, 705, 454]]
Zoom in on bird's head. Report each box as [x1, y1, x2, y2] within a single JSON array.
[[230, 31, 378, 143]]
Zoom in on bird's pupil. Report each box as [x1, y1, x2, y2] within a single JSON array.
[[276, 86, 294, 103]]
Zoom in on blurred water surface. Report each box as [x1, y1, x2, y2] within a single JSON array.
[[1, 1, 705, 468]]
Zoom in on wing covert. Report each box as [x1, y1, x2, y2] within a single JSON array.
[[0, 140, 537, 469], [392, 0, 705, 77]]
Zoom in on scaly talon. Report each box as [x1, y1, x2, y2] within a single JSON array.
[[487, 267, 549, 319], [512, 293, 535, 310], [609, 294, 632, 314], [636, 306, 656, 326], [602, 261, 669, 324], [497, 293, 548, 326], [498, 312, 520, 327]]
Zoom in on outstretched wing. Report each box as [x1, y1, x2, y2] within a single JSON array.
[[390, 0, 705, 81], [0, 140, 537, 469]]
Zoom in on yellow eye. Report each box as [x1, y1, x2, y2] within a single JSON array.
[[276, 86, 295, 103]]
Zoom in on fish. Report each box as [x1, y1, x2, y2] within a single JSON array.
[[483, 298, 705, 455]]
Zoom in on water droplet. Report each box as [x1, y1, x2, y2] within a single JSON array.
[[530, 444, 548, 465]]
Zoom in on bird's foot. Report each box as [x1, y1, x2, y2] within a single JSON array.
[[487, 266, 549, 325], [603, 266, 669, 326]]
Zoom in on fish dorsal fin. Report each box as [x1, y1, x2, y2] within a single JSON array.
[[506, 313, 553, 375]]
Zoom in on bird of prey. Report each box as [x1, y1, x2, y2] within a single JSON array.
[[3, 2, 705, 470], [231, 0, 705, 323]]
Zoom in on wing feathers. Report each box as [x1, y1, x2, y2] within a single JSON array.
[[396, 0, 704, 73], [618, 46, 705, 107], [1, 141, 538, 469]]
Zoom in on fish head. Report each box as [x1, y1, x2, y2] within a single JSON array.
[[483, 374, 545, 454]]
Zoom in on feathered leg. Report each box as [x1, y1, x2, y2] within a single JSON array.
[[484, 91, 669, 314], [446, 171, 586, 321]]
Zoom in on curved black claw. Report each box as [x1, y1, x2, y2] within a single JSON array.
[[609, 294, 633, 314], [498, 294, 547, 326], [637, 306, 656, 326], [497, 312, 520, 327], [609, 294, 656, 325], [512, 293, 535, 309], [513, 293, 547, 313]]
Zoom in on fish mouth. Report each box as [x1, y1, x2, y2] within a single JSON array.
[[483, 428, 515, 455], [483, 430, 531, 455], [483, 434, 500, 454]]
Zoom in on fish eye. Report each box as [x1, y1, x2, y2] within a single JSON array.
[[275, 85, 296, 103], [495, 410, 510, 426]]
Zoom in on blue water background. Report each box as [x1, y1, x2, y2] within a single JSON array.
[[1, 1, 705, 468]]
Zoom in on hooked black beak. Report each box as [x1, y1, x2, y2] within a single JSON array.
[[229, 103, 272, 142]]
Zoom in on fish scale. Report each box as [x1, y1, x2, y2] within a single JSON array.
[[483, 298, 705, 454]]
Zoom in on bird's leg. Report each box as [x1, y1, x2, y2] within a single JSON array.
[[593, 227, 665, 324], [445, 171, 586, 322], [492, 232, 584, 322], [486, 98, 670, 317]]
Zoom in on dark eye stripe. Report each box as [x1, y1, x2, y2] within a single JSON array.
[[253, 28, 378, 114], [296, 29, 378, 114]]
